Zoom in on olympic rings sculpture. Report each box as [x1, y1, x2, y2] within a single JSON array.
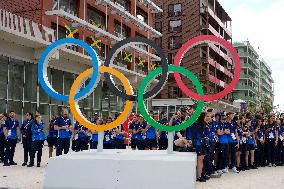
[[38, 35, 241, 132]]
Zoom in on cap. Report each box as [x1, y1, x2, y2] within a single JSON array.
[[220, 111, 226, 116]]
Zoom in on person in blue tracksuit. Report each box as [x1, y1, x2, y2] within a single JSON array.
[[136, 116, 146, 150], [234, 115, 243, 171], [20, 112, 34, 166], [113, 118, 126, 149], [47, 114, 57, 158], [158, 111, 168, 150], [217, 112, 229, 173], [90, 117, 101, 149], [143, 114, 158, 150], [226, 112, 239, 173], [129, 115, 140, 150], [255, 119, 265, 167], [3, 111, 20, 166], [264, 114, 278, 167], [187, 112, 211, 182], [54, 109, 72, 156], [243, 120, 257, 169], [74, 121, 88, 151], [28, 114, 46, 167], [103, 129, 114, 149], [0, 113, 8, 163], [278, 121, 284, 165]]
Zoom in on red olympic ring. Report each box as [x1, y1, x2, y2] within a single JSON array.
[[174, 35, 241, 101]]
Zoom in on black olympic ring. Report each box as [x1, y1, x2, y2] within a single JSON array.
[[104, 37, 168, 101]]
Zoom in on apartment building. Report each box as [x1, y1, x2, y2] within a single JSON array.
[[152, 0, 239, 114], [0, 0, 162, 122], [232, 41, 274, 107]]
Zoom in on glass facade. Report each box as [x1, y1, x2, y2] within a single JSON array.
[[0, 55, 128, 124]]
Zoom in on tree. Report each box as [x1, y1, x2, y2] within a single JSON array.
[[260, 96, 273, 114], [248, 102, 256, 114]]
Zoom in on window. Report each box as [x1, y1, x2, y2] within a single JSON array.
[[0, 56, 8, 99], [169, 20, 182, 32], [168, 53, 174, 64], [52, 0, 78, 15], [168, 86, 179, 98], [169, 4, 182, 17], [114, 0, 130, 11], [24, 63, 37, 102], [155, 22, 162, 32], [168, 36, 182, 49], [155, 38, 162, 48], [114, 22, 130, 38], [87, 6, 106, 30], [136, 8, 148, 23]]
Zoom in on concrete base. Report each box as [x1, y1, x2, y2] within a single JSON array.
[[43, 150, 197, 189]]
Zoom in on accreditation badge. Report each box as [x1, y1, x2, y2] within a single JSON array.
[[231, 133, 236, 140], [8, 129, 11, 136]]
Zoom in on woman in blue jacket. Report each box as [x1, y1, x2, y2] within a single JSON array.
[[264, 114, 278, 167], [28, 114, 46, 167], [187, 112, 211, 182]]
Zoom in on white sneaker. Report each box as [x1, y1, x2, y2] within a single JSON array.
[[232, 167, 240, 173], [222, 168, 229, 173], [211, 171, 222, 178], [217, 170, 223, 174], [268, 163, 272, 167]]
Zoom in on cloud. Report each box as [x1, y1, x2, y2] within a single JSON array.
[[220, 0, 284, 111]]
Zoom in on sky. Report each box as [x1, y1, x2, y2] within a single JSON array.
[[218, 0, 284, 111]]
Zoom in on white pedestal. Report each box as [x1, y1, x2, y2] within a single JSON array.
[[43, 150, 197, 189]]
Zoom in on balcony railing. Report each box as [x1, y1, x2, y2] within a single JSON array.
[[235, 85, 258, 94], [45, 9, 161, 61], [208, 57, 233, 78], [96, 0, 162, 37], [138, 0, 163, 13], [240, 73, 258, 84], [208, 74, 226, 88], [207, 6, 232, 38], [208, 43, 232, 64]]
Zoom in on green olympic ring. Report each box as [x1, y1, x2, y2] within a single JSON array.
[[138, 65, 204, 132]]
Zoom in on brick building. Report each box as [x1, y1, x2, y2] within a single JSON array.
[[0, 0, 162, 122], [152, 0, 239, 113]]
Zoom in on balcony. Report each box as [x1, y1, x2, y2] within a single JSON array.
[[208, 57, 233, 78], [208, 43, 232, 64], [235, 85, 258, 94], [137, 0, 163, 13], [208, 74, 226, 88], [242, 63, 259, 76], [45, 9, 161, 61], [96, 0, 162, 37], [208, 24, 221, 37], [240, 73, 258, 84], [207, 6, 232, 38]]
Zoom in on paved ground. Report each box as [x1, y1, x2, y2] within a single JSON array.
[[0, 144, 284, 189]]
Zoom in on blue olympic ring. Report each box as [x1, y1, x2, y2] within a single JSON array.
[[38, 38, 100, 102]]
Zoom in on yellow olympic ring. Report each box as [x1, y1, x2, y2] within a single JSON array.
[[69, 66, 133, 131]]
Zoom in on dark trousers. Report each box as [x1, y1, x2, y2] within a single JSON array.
[[56, 138, 70, 156], [4, 138, 17, 164], [75, 139, 88, 152], [276, 141, 284, 165], [229, 142, 237, 168], [90, 141, 98, 149], [256, 141, 265, 166], [158, 138, 168, 150], [266, 140, 276, 165], [218, 143, 229, 170], [22, 137, 32, 163], [136, 139, 145, 150], [204, 141, 215, 175], [0, 134, 5, 161], [30, 140, 44, 164], [114, 138, 126, 149]]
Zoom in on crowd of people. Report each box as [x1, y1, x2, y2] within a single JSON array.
[[0, 107, 284, 183]]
